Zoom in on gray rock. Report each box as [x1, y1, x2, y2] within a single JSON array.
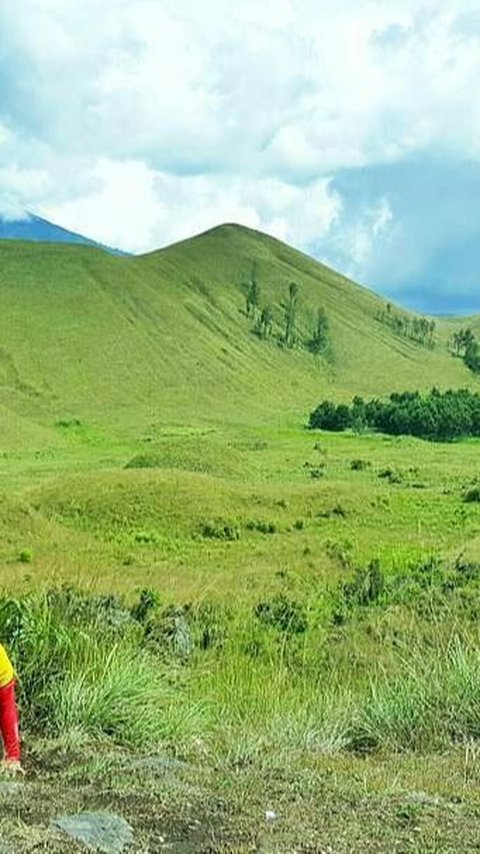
[[52, 812, 134, 853]]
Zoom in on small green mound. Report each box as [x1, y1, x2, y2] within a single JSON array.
[[124, 454, 163, 470]]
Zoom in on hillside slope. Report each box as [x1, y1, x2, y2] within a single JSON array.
[[0, 224, 474, 444]]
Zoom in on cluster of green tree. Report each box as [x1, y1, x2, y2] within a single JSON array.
[[309, 388, 480, 441], [449, 327, 480, 374], [245, 265, 329, 354], [378, 302, 436, 348], [246, 264, 273, 339]]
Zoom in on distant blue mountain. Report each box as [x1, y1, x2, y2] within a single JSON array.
[[0, 212, 127, 255]]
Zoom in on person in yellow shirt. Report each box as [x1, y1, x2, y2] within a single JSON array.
[[0, 643, 23, 774]]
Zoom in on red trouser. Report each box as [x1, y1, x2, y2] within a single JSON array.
[[0, 680, 21, 761]]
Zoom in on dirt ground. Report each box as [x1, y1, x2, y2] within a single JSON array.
[[2, 743, 480, 852]]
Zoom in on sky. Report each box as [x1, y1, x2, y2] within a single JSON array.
[[1, 0, 480, 313]]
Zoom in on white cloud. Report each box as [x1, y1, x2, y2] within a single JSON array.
[[1, 0, 480, 267], [332, 196, 395, 273], [372, 198, 393, 239], [40, 159, 341, 253], [0, 159, 50, 219]]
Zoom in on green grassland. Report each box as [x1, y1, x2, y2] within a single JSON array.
[[2, 425, 480, 600], [2, 227, 480, 851]]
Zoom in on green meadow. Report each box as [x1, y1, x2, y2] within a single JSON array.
[[2, 424, 480, 599], [2, 226, 480, 851]]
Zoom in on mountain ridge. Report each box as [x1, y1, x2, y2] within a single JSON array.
[[0, 211, 127, 255]]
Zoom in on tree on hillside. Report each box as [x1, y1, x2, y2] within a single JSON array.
[[259, 304, 273, 339], [448, 327, 480, 374], [309, 306, 329, 354], [451, 331, 463, 356], [453, 328, 476, 356], [463, 328, 476, 351], [246, 263, 260, 319], [309, 387, 480, 442], [284, 281, 299, 348], [464, 338, 480, 373]]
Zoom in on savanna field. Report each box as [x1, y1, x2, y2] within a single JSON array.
[[3, 226, 480, 851]]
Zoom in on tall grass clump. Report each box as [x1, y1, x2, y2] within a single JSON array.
[[0, 591, 171, 747], [4, 567, 480, 761], [346, 637, 480, 753], [191, 629, 351, 764]]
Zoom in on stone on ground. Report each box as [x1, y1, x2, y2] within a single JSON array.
[[52, 812, 134, 853]]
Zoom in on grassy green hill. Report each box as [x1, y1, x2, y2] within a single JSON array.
[[0, 223, 475, 450], [0, 221, 478, 599], [4, 226, 480, 851]]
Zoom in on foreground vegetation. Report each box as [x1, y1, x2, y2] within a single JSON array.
[[6, 546, 480, 760], [5, 558, 480, 850], [2, 420, 480, 849]]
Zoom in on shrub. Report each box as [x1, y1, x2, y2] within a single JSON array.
[[45, 587, 132, 635], [56, 418, 82, 428], [309, 401, 352, 431], [303, 460, 327, 478], [18, 548, 33, 563], [254, 594, 308, 635], [319, 503, 347, 518], [453, 558, 480, 581], [245, 520, 277, 534], [378, 466, 402, 484], [191, 602, 227, 651], [463, 485, 480, 503], [131, 588, 161, 624], [134, 530, 158, 545], [143, 605, 193, 661], [201, 521, 240, 541], [340, 560, 385, 609], [350, 459, 370, 471]]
